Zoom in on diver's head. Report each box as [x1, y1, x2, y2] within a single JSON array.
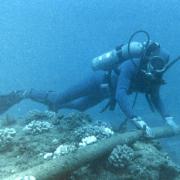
[[146, 45, 169, 74]]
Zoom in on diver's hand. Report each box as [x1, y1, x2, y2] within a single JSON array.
[[131, 116, 154, 138], [165, 116, 179, 133]]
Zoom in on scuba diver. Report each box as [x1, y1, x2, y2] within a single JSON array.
[[0, 31, 178, 137]]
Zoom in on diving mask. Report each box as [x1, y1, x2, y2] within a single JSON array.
[[148, 56, 168, 73]]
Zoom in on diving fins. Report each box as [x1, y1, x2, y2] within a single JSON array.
[[0, 91, 25, 114]]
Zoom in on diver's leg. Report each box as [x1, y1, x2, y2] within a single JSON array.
[[25, 73, 105, 111], [27, 89, 57, 109], [60, 95, 104, 111], [0, 72, 106, 114], [0, 91, 24, 114], [55, 73, 104, 106]]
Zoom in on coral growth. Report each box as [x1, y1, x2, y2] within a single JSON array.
[[23, 120, 53, 135], [25, 110, 56, 124], [0, 128, 16, 151], [53, 144, 77, 158], [0, 111, 179, 180], [108, 144, 134, 169], [107, 141, 180, 180], [74, 121, 114, 142], [56, 112, 93, 131]]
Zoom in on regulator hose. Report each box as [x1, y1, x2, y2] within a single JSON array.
[[127, 30, 150, 58]]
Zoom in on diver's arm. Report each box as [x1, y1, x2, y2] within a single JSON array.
[[117, 42, 144, 60], [115, 61, 136, 119], [150, 85, 170, 118], [150, 85, 179, 131]]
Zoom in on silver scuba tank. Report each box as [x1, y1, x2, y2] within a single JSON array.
[[121, 42, 144, 59], [92, 49, 119, 71], [92, 42, 144, 71]]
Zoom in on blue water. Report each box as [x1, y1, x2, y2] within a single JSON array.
[[0, 0, 179, 162]]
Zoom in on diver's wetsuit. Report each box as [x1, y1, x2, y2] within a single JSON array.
[[28, 58, 169, 119], [29, 71, 108, 112]]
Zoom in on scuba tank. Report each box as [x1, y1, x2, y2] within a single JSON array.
[[121, 42, 144, 59], [92, 49, 119, 71], [92, 42, 144, 71]]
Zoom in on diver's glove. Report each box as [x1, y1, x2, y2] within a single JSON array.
[[165, 116, 179, 133], [131, 116, 154, 138]]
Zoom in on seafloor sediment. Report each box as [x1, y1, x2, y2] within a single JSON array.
[[0, 110, 179, 180]]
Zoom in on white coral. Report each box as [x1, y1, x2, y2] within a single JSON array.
[[53, 144, 76, 158], [23, 120, 53, 135], [74, 122, 114, 141], [43, 152, 53, 160], [15, 176, 36, 180], [101, 126, 114, 136], [79, 135, 97, 147]]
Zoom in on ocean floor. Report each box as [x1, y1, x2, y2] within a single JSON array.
[[0, 110, 180, 180]]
